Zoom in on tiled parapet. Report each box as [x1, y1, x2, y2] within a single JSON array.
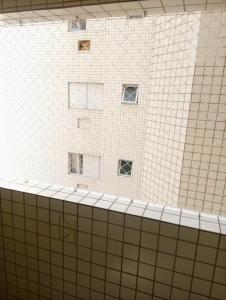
[[0, 179, 226, 300]]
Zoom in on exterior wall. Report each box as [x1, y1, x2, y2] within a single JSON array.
[[0, 17, 153, 198], [0, 11, 225, 216], [178, 11, 226, 216], [0, 180, 226, 300], [141, 13, 201, 206]]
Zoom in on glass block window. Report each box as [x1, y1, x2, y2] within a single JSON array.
[[78, 40, 90, 51], [118, 160, 133, 176], [122, 85, 138, 104]]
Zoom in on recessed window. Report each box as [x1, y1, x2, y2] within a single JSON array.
[[77, 118, 90, 129], [68, 19, 86, 32], [78, 40, 90, 51], [118, 160, 133, 176], [69, 82, 104, 110], [69, 153, 83, 174], [68, 153, 100, 178], [122, 85, 138, 104]]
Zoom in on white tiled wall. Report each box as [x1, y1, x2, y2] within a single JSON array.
[[0, 17, 153, 199], [178, 10, 226, 216], [0, 10, 225, 216], [141, 10, 226, 216], [141, 13, 201, 206]]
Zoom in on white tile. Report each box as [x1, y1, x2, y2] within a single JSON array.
[[74, 190, 89, 196], [49, 9, 69, 16], [52, 192, 69, 200], [61, 187, 75, 194], [101, 194, 117, 202], [219, 216, 226, 225], [111, 203, 128, 213], [66, 7, 87, 14], [36, 183, 51, 189], [140, 0, 162, 8], [92, 12, 110, 18], [131, 199, 147, 208], [147, 203, 164, 212], [46, 16, 64, 21], [35, 10, 54, 17], [120, 2, 142, 10], [101, 3, 122, 11], [109, 11, 127, 17], [220, 224, 226, 235], [200, 220, 220, 233], [26, 187, 44, 195], [143, 209, 162, 220], [88, 192, 103, 199], [66, 194, 83, 203], [164, 206, 181, 216], [24, 180, 39, 186], [94, 200, 113, 209], [48, 184, 64, 192], [182, 209, 199, 219], [84, 5, 104, 13], [116, 197, 131, 204], [180, 216, 199, 229], [200, 213, 219, 223], [161, 212, 180, 225], [19, 11, 39, 18], [127, 205, 144, 216], [38, 189, 57, 197], [80, 196, 98, 206]]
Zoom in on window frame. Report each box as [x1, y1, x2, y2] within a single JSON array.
[[118, 159, 133, 177], [68, 153, 83, 175], [68, 82, 104, 111], [121, 84, 139, 104], [68, 19, 86, 32], [68, 153, 100, 178]]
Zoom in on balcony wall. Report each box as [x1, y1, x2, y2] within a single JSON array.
[[0, 179, 226, 300]]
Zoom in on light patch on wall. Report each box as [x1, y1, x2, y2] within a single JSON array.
[[77, 118, 91, 129]]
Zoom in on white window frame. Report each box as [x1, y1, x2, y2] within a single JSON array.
[[122, 84, 139, 104], [68, 153, 100, 178], [68, 153, 83, 174], [118, 159, 133, 177], [68, 82, 104, 111]]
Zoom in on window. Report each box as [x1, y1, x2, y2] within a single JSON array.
[[69, 82, 104, 110], [122, 85, 138, 104], [69, 153, 83, 174], [78, 40, 90, 51], [68, 19, 86, 32], [68, 153, 100, 178], [77, 118, 90, 129], [118, 160, 133, 176]]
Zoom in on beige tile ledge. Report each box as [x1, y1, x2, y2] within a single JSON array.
[[0, 177, 225, 235], [0, 2, 225, 26]]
